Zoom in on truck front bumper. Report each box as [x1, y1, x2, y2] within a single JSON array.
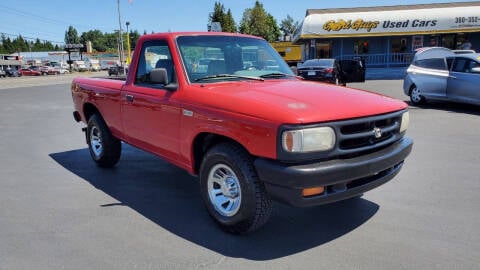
[[254, 137, 413, 207]]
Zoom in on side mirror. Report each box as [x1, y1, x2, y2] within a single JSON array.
[[471, 67, 480, 74], [150, 68, 178, 91], [150, 68, 169, 85]]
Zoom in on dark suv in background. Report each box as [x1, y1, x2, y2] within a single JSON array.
[[108, 65, 127, 76], [297, 58, 366, 85]]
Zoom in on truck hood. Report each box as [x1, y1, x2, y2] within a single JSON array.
[[187, 79, 407, 124]]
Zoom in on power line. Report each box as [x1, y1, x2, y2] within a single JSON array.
[[0, 3, 97, 31], [0, 32, 64, 45], [0, 3, 116, 43]]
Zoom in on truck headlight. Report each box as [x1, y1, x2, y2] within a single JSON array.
[[400, 111, 409, 133], [282, 127, 335, 153]]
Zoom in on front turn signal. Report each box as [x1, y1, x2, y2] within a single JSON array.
[[302, 186, 325, 197]]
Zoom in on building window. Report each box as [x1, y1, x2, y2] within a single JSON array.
[[429, 35, 438, 47], [354, 40, 369, 54], [412, 36, 423, 51], [441, 34, 456, 49], [316, 41, 331, 58], [392, 37, 408, 53], [456, 33, 472, 50]]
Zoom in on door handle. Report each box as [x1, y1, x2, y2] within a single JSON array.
[[125, 94, 134, 102], [448, 75, 457, 79]]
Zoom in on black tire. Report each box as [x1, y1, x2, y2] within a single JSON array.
[[199, 143, 272, 234], [86, 114, 121, 168], [409, 84, 426, 105]]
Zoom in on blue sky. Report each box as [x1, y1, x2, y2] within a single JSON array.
[[0, 0, 471, 44]]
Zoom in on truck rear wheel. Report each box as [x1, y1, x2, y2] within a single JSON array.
[[87, 114, 121, 168], [199, 143, 272, 234]]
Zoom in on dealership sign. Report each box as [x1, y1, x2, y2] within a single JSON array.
[[297, 6, 480, 38]]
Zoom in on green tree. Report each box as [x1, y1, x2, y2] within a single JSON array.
[[104, 32, 119, 51], [80, 30, 106, 52], [44, 41, 55, 51], [223, 9, 237, 32], [209, 2, 236, 32], [0, 34, 13, 53], [65, 26, 80, 44], [280, 15, 299, 41], [12, 35, 29, 52], [32, 38, 42, 51], [266, 14, 281, 42], [239, 1, 279, 41]]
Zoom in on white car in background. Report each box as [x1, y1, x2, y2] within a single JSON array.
[[54, 67, 70, 74], [73, 60, 88, 72], [403, 47, 480, 106]]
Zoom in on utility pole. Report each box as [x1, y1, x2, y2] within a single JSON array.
[[126, 21, 131, 65], [117, 0, 125, 68]]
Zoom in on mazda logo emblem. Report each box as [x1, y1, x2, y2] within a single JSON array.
[[373, 127, 382, 138]]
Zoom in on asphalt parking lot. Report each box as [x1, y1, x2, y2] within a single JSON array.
[[0, 78, 479, 269], [0, 72, 107, 90]]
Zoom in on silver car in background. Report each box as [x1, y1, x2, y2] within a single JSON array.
[[403, 47, 480, 106]]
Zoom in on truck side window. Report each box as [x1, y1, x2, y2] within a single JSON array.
[[135, 40, 175, 86]]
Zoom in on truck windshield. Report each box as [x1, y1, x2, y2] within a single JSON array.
[[177, 35, 294, 83]]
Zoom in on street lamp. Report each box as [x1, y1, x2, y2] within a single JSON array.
[[126, 21, 131, 65], [116, 0, 125, 68]]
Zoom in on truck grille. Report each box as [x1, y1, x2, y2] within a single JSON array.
[[277, 110, 406, 162], [334, 111, 403, 158]]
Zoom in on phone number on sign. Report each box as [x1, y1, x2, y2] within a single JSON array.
[[455, 17, 479, 23]]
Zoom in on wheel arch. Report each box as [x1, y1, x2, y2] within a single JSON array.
[[83, 103, 102, 122], [192, 132, 251, 175], [408, 83, 417, 95]]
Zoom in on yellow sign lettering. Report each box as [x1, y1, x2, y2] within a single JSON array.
[[323, 19, 379, 32]]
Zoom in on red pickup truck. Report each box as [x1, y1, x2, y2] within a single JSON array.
[[71, 32, 413, 234]]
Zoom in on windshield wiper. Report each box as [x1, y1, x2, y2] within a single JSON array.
[[259, 72, 302, 79], [195, 74, 264, 82]]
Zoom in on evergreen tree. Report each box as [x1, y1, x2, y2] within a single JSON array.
[[239, 9, 252, 34], [12, 35, 29, 52], [44, 41, 55, 51], [266, 14, 281, 42], [65, 26, 80, 44], [0, 34, 11, 53], [32, 38, 42, 51], [239, 1, 280, 42], [223, 9, 237, 32], [209, 2, 225, 30], [209, 2, 236, 32]]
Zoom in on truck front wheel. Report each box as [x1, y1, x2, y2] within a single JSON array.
[[199, 143, 272, 234], [86, 114, 121, 168]]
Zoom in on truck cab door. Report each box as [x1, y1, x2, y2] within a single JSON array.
[[121, 40, 182, 161], [338, 59, 366, 83]]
